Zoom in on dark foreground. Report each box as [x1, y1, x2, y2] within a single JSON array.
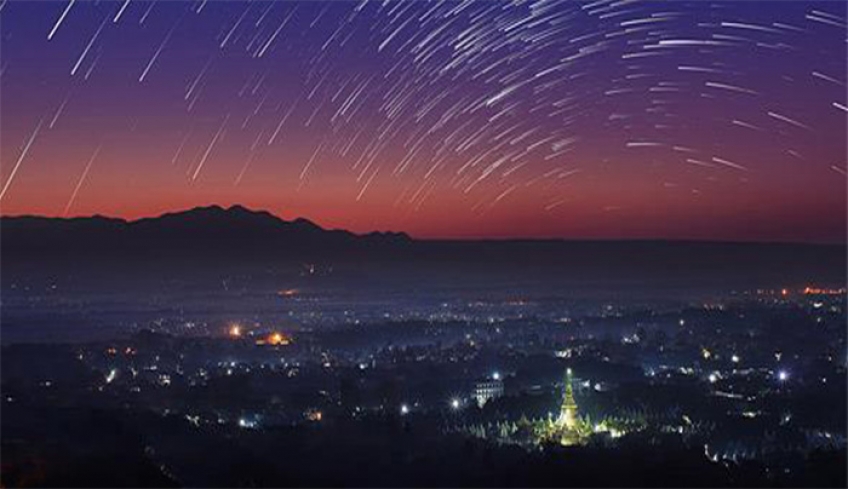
[[2, 402, 845, 487]]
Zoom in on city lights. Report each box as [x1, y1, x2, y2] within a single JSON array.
[[229, 324, 242, 338], [255, 331, 291, 346], [238, 417, 258, 429]]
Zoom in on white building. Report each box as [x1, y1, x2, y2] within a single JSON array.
[[474, 378, 504, 407]]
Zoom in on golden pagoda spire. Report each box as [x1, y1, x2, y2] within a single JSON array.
[[558, 368, 578, 429]]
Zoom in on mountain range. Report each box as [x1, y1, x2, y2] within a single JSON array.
[[1, 205, 844, 292]]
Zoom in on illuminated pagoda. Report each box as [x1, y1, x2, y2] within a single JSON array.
[[555, 367, 587, 445], [455, 367, 599, 448], [559, 368, 579, 430], [531, 367, 590, 446]]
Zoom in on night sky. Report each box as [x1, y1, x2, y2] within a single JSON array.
[[1, 0, 845, 241]]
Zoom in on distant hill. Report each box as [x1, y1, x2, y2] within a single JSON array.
[[0, 204, 410, 259], [1, 205, 845, 292]]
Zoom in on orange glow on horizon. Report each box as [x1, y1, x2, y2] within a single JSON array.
[[802, 286, 847, 296], [255, 331, 291, 346]]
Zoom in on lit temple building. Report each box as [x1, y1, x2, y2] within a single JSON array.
[[536, 367, 591, 446], [455, 367, 595, 448], [559, 368, 579, 429], [451, 367, 647, 450], [557, 368, 583, 445]]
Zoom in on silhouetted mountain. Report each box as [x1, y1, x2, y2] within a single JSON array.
[[1, 205, 409, 258], [1, 205, 844, 294]]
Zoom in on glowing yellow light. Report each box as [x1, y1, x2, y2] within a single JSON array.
[[256, 331, 291, 346], [229, 325, 242, 338]]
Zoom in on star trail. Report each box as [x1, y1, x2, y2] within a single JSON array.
[[1, 0, 845, 241]]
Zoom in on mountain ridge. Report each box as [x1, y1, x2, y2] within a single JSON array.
[[3, 204, 845, 246], [1, 205, 845, 292], [0, 204, 409, 241]]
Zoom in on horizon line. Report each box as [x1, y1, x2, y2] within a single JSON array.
[[1, 204, 845, 247]]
